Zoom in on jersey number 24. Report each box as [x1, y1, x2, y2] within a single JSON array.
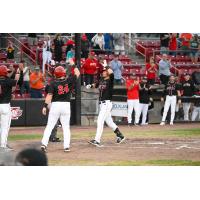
[[58, 84, 69, 95]]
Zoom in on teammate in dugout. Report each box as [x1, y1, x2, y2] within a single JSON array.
[[160, 75, 181, 125], [41, 66, 80, 152], [0, 65, 20, 151], [138, 76, 152, 125], [86, 67, 125, 147], [181, 73, 195, 121]]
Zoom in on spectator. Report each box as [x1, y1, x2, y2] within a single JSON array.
[[169, 33, 177, 56], [7, 64, 16, 79], [180, 33, 193, 55], [190, 34, 199, 64], [17, 62, 30, 96], [15, 148, 48, 166], [160, 33, 170, 54], [66, 46, 75, 62], [181, 73, 195, 121], [112, 33, 125, 55], [85, 33, 96, 45], [104, 33, 113, 53], [82, 52, 97, 85], [146, 56, 158, 85], [81, 34, 90, 59], [126, 74, 140, 126], [53, 33, 64, 63], [158, 54, 172, 85], [42, 35, 52, 73], [28, 33, 37, 46], [6, 42, 15, 61], [109, 55, 123, 85], [16, 63, 24, 96], [91, 33, 105, 55], [29, 66, 45, 98]]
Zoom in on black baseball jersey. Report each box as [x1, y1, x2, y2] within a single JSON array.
[[0, 77, 17, 103], [181, 80, 195, 96], [139, 83, 151, 104], [163, 82, 180, 97], [96, 73, 114, 101], [48, 75, 76, 102]]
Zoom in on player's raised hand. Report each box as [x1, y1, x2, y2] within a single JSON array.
[[42, 107, 47, 115], [74, 67, 80, 78]]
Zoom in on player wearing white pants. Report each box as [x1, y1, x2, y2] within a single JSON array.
[[191, 102, 200, 121], [160, 75, 181, 125], [0, 104, 12, 148], [41, 102, 71, 149], [42, 36, 52, 74], [181, 73, 195, 121], [0, 65, 19, 150], [138, 77, 151, 125], [41, 66, 80, 152], [126, 74, 140, 125], [127, 99, 140, 124], [95, 100, 117, 143], [87, 67, 125, 146], [182, 103, 191, 121]]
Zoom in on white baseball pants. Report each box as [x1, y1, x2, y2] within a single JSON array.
[[139, 103, 149, 125], [162, 95, 177, 123], [0, 104, 12, 148], [95, 101, 117, 143], [182, 102, 191, 121], [42, 51, 52, 73], [42, 102, 71, 149], [191, 106, 200, 121], [127, 99, 140, 124]]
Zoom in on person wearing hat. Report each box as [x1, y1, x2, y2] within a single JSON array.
[[81, 34, 90, 59], [138, 76, 152, 125], [86, 67, 125, 147], [181, 73, 195, 121], [82, 51, 97, 85], [126, 74, 140, 126], [29, 66, 45, 98], [160, 75, 181, 125]]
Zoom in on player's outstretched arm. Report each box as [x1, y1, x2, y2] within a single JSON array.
[[42, 94, 53, 115]]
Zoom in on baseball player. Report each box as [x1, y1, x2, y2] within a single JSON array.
[[0, 65, 19, 151], [138, 76, 152, 125], [191, 100, 200, 121], [86, 67, 125, 147], [126, 74, 140, 126], [41, 66, 80, 152], [160, 75, 181, 125], [181, 73, 195, 121]]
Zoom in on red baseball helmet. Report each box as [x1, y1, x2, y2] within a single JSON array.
[[0, 65, 9, 77], [54, 66, 66, 78]]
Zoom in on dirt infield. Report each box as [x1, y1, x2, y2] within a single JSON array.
[[7, 123, 200, 165]]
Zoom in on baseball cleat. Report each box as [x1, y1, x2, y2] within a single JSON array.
[[170, 122, 174, 125], [64, 148, 70, 152], [116, 136, 126, 144], [41, 145, 47, 153], [0, 146, 14, 152], [88, 140, 102, 147], [160, 121, 165, 126]]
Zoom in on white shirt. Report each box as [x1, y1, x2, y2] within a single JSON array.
[[23, 66, 30, 81], [92, 34, 105, 49]]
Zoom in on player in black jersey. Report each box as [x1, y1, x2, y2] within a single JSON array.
[[86, 67, 125, 147], [0, 65, 19, 151], [41, 66, 80, 152], [160, 75, 181, 125]]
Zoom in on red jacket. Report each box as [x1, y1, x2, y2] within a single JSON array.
[[82, 58, 97, 75]]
